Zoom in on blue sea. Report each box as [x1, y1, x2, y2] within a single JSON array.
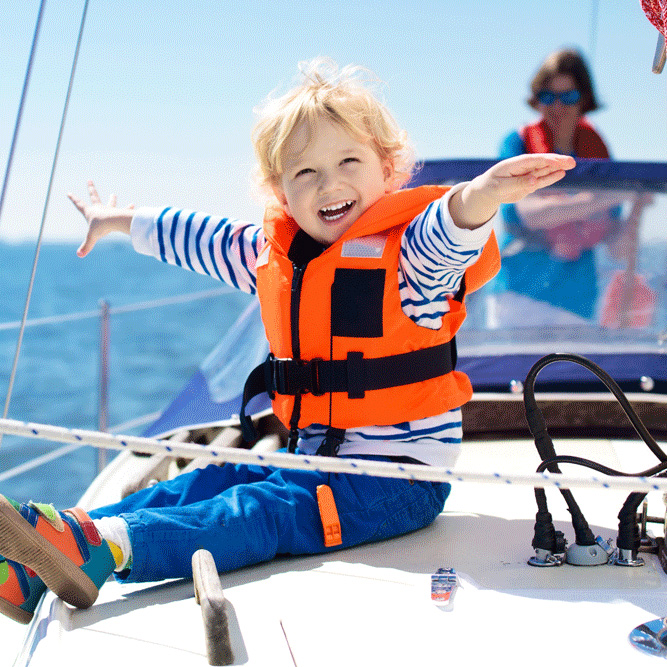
[[0, 240, 254, 508]]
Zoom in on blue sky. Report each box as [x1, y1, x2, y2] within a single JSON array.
[[0, 0, 664, 242]]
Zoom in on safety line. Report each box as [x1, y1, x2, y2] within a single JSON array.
[[0, 417, 666, 493], [0, 286, 235, 332], [0, 442, 83, 483], [0, 412, 163, 483]]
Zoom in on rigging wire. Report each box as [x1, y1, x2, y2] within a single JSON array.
[[589, 0, 599, 64], [0, 1, 45, 234], [1, 0, 91, 447]]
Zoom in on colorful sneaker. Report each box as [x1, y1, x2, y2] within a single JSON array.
[[0, 495, 115, 612], [0, 557, 46, 624]]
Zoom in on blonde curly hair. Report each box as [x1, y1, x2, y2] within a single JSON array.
[[252, 58, 415, 192]]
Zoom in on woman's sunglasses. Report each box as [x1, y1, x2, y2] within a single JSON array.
[[537, 89, 581, 105]]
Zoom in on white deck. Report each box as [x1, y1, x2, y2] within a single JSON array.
[[5, 436, 667, 666]]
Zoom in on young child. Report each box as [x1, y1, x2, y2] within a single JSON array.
[[0, 59, 574, 624]]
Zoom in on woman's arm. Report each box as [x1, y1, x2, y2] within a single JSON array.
[[514, 189, 630, 230]]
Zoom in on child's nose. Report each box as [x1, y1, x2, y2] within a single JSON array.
[[318, 171, 340, 193]]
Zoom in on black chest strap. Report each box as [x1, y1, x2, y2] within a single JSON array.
[[239, 339, 456, 445]]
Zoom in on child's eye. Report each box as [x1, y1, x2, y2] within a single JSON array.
[[295, 168, 314, 178], [341, 157, 359, 165]]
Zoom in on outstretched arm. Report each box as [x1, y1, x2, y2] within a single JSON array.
[[448, 154, 576, 229], [68, 181, 135, 257]]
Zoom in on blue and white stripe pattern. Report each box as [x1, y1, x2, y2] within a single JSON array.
[[131, 186, 492, 466], [399, 188, 491, 329], [135, 208, 262, 295], [298, 412, 463, 467]]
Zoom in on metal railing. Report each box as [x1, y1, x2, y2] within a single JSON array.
[[0, 285, 234, 481]]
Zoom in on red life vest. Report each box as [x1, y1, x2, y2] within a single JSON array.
[[246, 185, 500, 438], [520, 118, 612, 260], [521, 118, 609, 158]]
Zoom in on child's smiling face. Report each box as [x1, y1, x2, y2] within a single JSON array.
[[272, 116, 395, 246]]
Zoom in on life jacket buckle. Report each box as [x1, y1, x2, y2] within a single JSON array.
[[268, 355, 324, 396]]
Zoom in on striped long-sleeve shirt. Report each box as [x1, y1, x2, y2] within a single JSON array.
[[131, 183, 493, 466]]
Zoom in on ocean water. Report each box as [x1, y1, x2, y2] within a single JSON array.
[[0, 240, 254, 508]]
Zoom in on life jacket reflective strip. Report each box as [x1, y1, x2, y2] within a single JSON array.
[[253, 185, 500, 432]]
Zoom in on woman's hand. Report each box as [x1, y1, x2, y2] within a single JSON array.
[[68, 181, 134, 257]]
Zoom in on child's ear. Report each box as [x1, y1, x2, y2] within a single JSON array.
[[383, 160, 397, 192], [271, 183, 292, 217]]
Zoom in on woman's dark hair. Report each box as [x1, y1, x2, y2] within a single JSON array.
[[528, 49, 600, 114]]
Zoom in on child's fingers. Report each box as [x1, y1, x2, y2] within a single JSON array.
[[77, 230, 98, 257], [530, 163, 568, 179], [76, 239, 91, 257], [67, 192, 86, 214], [87, 180, 101, 204], [537, 154, 576, 170], [531, 168, 568, 190], [526, 155, 574, 173]]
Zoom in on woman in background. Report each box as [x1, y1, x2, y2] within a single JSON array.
[[495, 48, 626, 324]]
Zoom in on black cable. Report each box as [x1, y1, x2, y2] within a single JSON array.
[[536, 455, 667, 479], [524, 353, 667, 462], [524, 353, 665, 561], [617, 492, 647, 553]]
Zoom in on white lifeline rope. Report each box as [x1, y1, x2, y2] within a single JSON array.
[[1, 417, 666, 494]]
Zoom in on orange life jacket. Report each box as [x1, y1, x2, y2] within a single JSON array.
[[241, 185, 500, 445]]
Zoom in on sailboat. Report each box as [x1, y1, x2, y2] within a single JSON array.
[[3, 3, 667, 665], [1, 155, 667, 665]]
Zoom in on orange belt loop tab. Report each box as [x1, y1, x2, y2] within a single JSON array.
[[316, 484, 342, 547]]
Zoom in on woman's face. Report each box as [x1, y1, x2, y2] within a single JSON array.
[[537, 74, 583, 133]]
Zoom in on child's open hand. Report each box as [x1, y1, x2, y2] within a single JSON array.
[[482, 153, 576, 203], [68, 181, 134, 257], [449, 154, 576, 229]]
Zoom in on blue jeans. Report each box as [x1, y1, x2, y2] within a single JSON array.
[[89, 451, 450, 583]]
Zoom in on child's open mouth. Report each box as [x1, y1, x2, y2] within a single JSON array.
[[319, 200, 355, 222]]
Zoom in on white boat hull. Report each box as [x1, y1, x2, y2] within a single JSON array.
[[7, 436, 666, 666]]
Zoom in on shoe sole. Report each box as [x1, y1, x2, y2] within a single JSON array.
[[0, 596, 33, 624], [0, 497, 98, 609]]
